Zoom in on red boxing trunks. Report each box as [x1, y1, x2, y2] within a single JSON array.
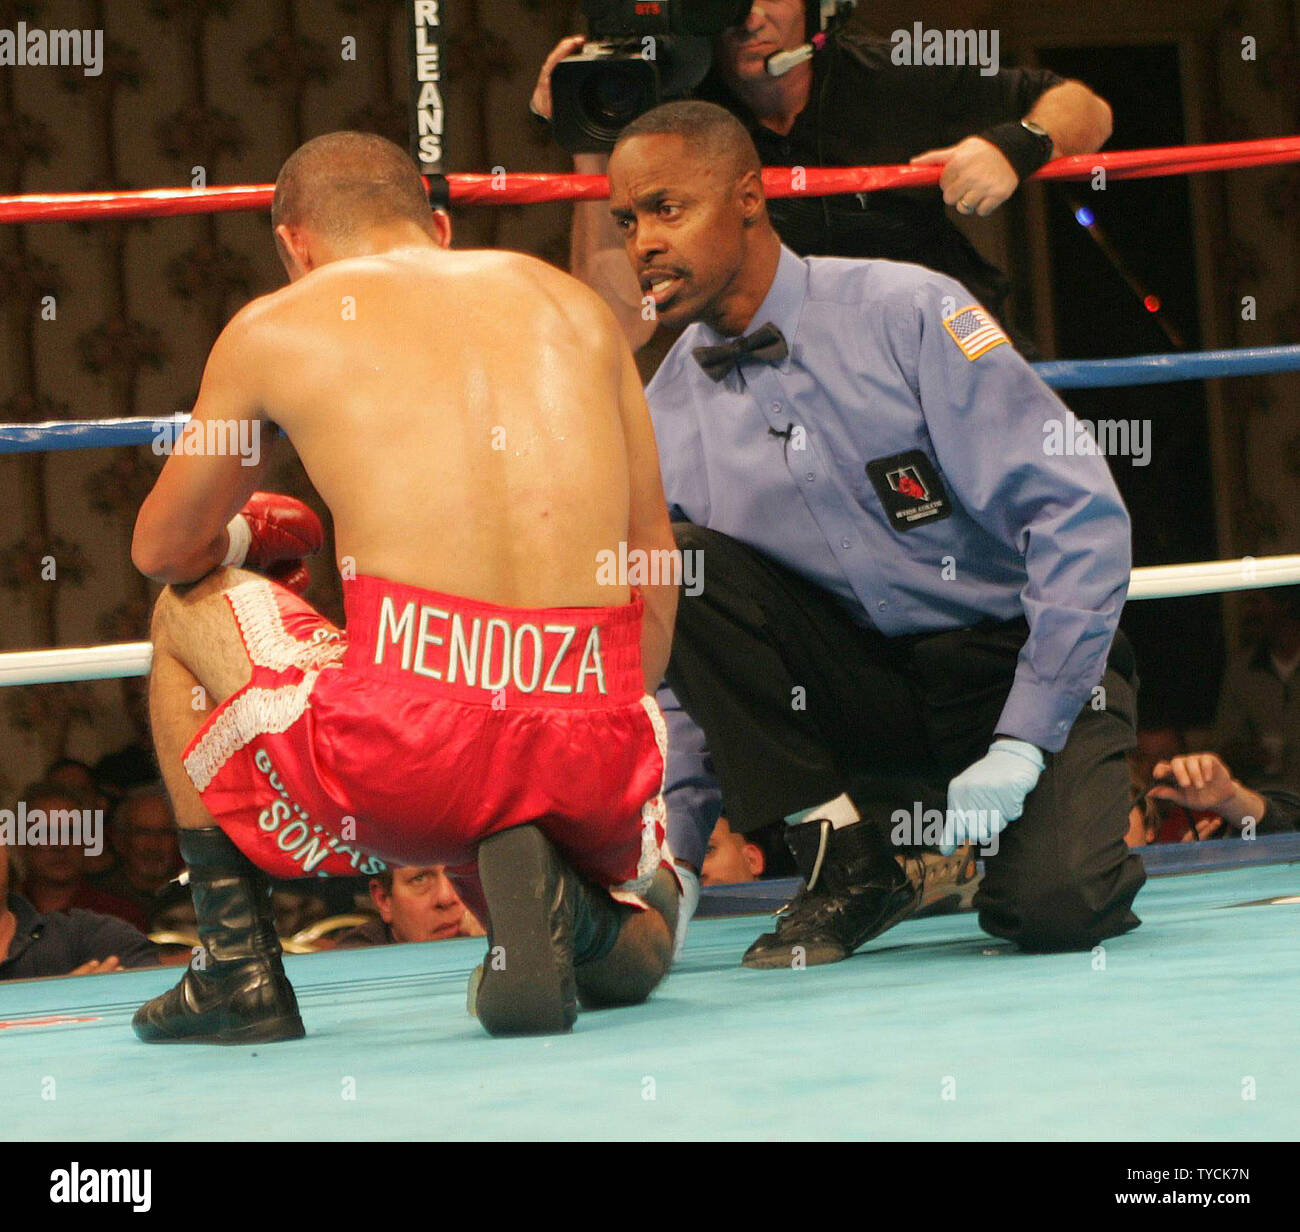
[[182, 573, 669, 919]]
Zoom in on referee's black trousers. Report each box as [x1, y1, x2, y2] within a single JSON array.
[[664, 524, 1146, 952]]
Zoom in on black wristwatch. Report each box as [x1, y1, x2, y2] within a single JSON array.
[[1020, 119, 1056, 158], [979, 118, 1056, 181]]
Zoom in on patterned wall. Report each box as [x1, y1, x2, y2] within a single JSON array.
[[1207, 1, 1300, 552], [1, 0, 1297, 796], [0, 0, 580, 795]]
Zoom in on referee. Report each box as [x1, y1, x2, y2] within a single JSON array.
[[607, 101, 1145, 966]]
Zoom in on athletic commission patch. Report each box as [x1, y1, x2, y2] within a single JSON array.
[[942, 304, 1009, 361], [866, 450, 952, 532]]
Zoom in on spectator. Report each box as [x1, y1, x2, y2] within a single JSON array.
[[46, 758, 117, 876], [701, 816, 766, 885], [92, 718, 159, 804], [1214, 586, 1300, 792], [14, 782, 148, 931], [335, 866, 485, 947], [1124, 752, 1216, 845], [1125, 751, 1300, 846], [93, 784, 182, 922], [0, 829, 159, 980]]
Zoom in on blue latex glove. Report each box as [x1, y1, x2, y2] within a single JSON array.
[[941, 738, 1045, 855], [672, 862, 700, 961]]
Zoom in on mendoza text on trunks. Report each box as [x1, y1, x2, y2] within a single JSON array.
[[375, 597, 609, 695]]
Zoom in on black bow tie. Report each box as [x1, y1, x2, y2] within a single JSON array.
[[692, 322, 789, 382]]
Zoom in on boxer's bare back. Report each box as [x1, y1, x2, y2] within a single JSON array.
[[147, 243, 677, 690]]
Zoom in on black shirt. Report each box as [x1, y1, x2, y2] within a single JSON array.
[[1257, 789, 1300, 833], [0, 893, 160, 981], [332, 917, 393, 948], [695, 31, 1065, 318]]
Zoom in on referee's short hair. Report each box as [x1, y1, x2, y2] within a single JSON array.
[[615, 101, 763, 181]]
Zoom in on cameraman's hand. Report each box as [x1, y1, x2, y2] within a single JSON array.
[[911, 136, 1019, 217], [531, 34, 586, 121]]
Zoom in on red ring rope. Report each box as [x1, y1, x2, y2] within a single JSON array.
[[1, 136, 1296, 223]]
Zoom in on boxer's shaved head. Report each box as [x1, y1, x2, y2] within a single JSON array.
[[272, 131, 436, 245], [615, 101, 762, 183]]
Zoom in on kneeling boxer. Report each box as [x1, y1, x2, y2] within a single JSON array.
[[130, 132, 680, 1043]]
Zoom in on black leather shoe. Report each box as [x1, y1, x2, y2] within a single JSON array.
[[470, 824, 626, 1036], [742, 817, 919, 969], [133, 828, 304, 1045]]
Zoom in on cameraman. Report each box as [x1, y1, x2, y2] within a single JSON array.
[[533, 1, 1112, 354]]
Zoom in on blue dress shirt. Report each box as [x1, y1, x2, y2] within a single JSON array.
[[649, 246, 1131, 867]]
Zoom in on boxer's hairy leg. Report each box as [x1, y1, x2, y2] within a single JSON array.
[[576, 866, 678, 1008], [147, 566, 256, 831]]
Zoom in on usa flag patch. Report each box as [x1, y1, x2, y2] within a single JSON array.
[[942, 304, 1009, 361]]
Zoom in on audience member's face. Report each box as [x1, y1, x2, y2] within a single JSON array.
[[48, 763, 105, 810], [22, 794, 87, 886], [118, 796, 180, 884], [373, 866, 481, 943], [716, 0, 807, 81], [609, 134, 752, 329], [701, 816, 765, 885]]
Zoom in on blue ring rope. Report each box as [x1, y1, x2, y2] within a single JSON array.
[[1033, 344, 1300, 389], [2, 345, 1298, 455]]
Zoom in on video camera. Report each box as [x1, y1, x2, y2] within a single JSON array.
[[550, 1, 750, 154], [550, 2, 858, 154]]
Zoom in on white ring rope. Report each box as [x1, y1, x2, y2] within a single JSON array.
[[1125, 553, 1300, 601], [3, 553, 1300, 688], [0, 640, 153, 687]]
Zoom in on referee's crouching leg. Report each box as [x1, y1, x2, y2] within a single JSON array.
[[974, 644, 1146, 952]]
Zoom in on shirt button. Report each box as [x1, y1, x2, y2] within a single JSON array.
[[805, 472, 815, 482], [771, 403, 782, 414], [877, 600, 887, 611], [840, 537, 852, 549]]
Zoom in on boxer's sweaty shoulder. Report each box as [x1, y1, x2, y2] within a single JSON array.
[[255, 248, 633, 608]]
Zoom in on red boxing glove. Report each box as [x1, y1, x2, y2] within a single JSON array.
[[261, 561, 313, 595], [224, 493, 323, 595]]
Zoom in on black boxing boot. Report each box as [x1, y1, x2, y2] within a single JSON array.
[[470, 824, 626, 1036], [133, 827, 304, 1045], [742, 795, 919, 969]]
